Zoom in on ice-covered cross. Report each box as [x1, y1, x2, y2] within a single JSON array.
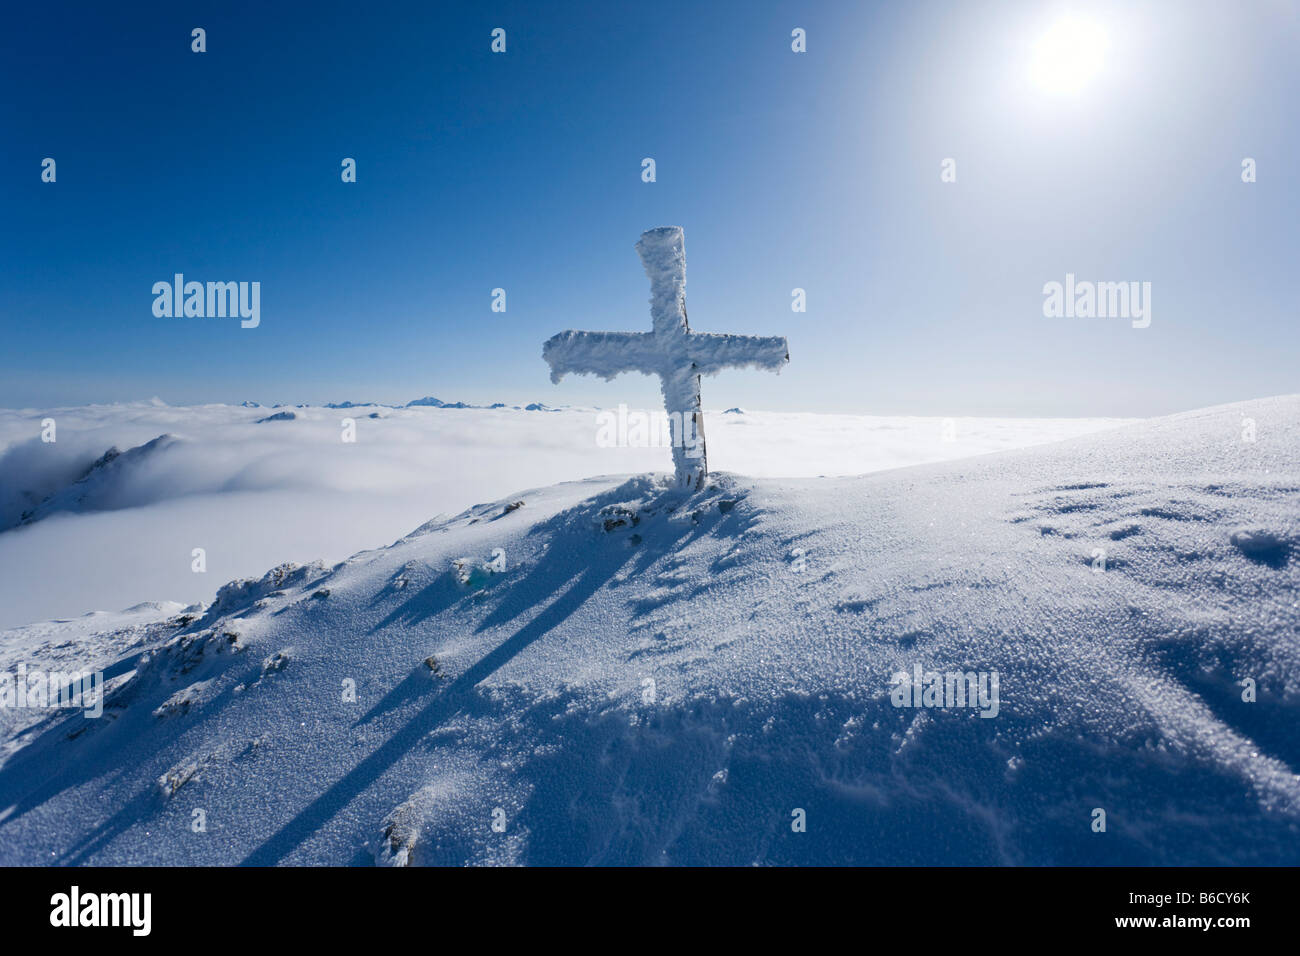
[[543, 226, 789, 491]]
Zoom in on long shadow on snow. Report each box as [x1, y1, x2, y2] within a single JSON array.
[[434, 687, 1300, 865], [0, 651, 264, 862], [241, 477, 722, 865], [351, 478, 747, 730]]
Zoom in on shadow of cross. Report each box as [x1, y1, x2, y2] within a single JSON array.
[[543, 226, 789, 491]]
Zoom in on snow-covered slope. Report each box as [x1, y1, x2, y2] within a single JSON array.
[[0, 397, 1295, 865]]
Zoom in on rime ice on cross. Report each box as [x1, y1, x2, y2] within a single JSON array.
[[543, 226, 789, 491]]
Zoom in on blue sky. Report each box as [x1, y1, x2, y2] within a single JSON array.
[[2, 0, 1296, 416]]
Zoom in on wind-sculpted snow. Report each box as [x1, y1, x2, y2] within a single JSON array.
[[0, 397, 1295, 865]]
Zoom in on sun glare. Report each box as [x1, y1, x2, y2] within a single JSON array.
[[1029, 16, 1109, 94]]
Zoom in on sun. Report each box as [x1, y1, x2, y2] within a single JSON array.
[[1029, 16, 1109, 94]]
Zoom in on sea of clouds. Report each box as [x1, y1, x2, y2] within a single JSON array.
[[0, 401, 1129, 627]]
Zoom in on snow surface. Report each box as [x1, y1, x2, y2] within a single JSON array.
[[0, 402, 1124, 627], [0, 396, 1295, 865]]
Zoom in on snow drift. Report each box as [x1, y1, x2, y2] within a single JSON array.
[[0, 396, 1296, 865]]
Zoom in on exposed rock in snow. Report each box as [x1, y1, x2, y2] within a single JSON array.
[[157, 760, 203, 799], [260, 649, 292, 678], [153, 680, 215, 720], [12, 434, 179, 528]]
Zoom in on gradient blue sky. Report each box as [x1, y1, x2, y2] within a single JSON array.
[[2, 0, 1297, 416]]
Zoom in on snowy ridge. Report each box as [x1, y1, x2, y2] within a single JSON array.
[[11, 434, 181, 528], [0, 397, 1296, 864], [0, 402, 1126, 628]]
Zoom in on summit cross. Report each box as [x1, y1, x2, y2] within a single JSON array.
[[542, 226, 789, 491]]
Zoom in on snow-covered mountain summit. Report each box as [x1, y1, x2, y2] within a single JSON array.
[[0, 396, 1296, 865], [0, 402, 1126, 628]]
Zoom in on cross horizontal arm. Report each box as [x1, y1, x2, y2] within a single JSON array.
[[684, 333, 790, 377], [542, 330, 659, 384]]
